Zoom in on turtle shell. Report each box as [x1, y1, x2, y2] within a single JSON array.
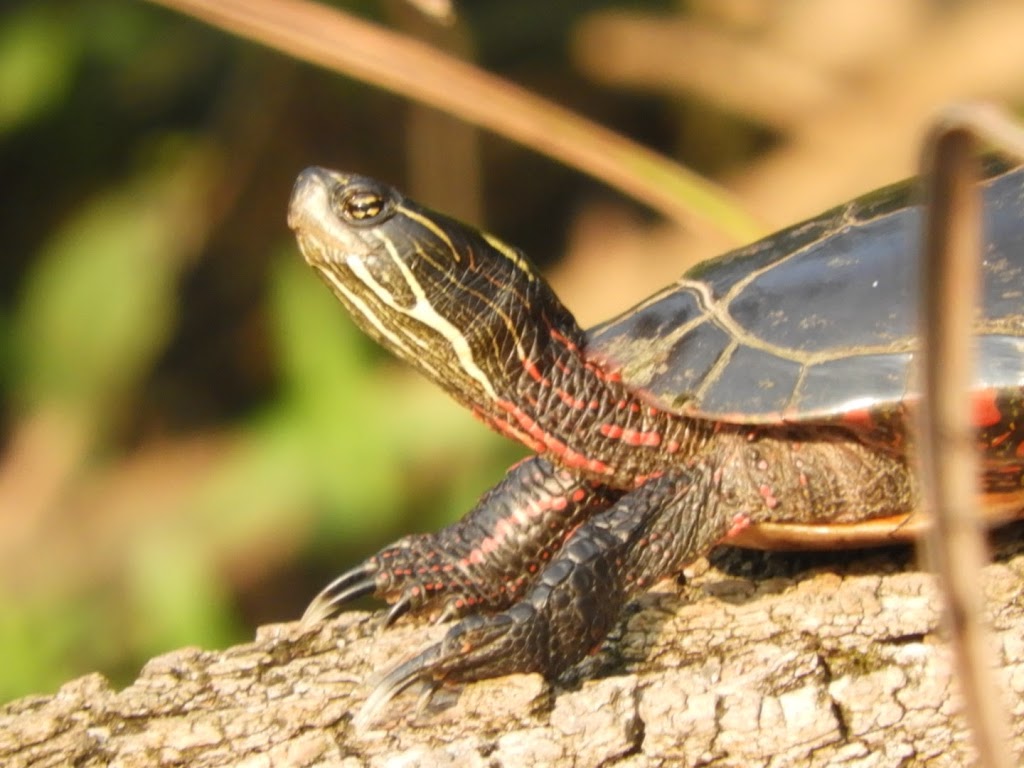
[[587, 164, 1024, 425]]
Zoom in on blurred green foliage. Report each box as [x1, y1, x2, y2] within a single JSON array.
[[0, 5, 73, 135], [1, 0, 649, 703]]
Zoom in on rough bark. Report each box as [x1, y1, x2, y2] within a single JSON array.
[[4, 532, 1024, 768]]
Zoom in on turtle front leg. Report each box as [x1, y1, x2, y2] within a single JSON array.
[[302, 456, 621, 627], [354, 461, 731, 726]]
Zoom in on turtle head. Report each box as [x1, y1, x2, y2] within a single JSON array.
[[287, 167, 578, 407]]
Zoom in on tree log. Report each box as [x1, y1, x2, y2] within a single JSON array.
[[4, 533, 1024, 767]]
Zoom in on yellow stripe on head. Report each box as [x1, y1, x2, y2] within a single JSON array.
[[397, 204, 460, 262], [483, 233, 537, 282]]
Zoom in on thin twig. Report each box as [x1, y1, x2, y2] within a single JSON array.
[[143, 0, 761, 241], [918, 103, 1024, 768]]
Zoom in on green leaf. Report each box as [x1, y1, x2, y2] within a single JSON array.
[[11, 142, 213, 421], [0, 5, 75, 134]]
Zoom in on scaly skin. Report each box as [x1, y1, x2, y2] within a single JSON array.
[[301, 457, 621, 626], [287, 168, 919, 723]]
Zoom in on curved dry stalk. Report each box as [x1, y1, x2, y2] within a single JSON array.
[[143, 0, 761, 241], [917, 104, 1024, 768]]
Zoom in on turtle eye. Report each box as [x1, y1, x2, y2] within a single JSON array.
[[332, 185, 393, 225]]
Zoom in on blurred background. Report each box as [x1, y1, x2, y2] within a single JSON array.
[[2, 0, 1024, 703]]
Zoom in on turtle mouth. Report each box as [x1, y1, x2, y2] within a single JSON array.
[[289, 168, 368, 270], [287, 167, 328, 233], [293, 233, 320, 266], [294, 232, 348, 270]]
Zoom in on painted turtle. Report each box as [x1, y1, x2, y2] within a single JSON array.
[[287, 160, 1024, 720]]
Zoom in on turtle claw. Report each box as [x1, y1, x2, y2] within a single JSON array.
[[383, 594, 413, 627], [353, 609, 544, 727], [353, 644, 442, 729], [301, 561, 380, 627]]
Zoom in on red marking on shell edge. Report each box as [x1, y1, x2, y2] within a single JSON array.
[[841, 408, 875, 428], [972, 390, 1003, 428]]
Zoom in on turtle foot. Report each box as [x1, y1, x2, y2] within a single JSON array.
[[353, 606, 551, 728], [302, 534, 483, 629]]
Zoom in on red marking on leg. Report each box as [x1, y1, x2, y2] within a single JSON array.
[[549, 328, 580, 353], [634, 470, 664, 485], [555, 388, 589, 410], [493, 517, 515, 541], [624, 429, 662, 447], [521, 356, 550, 386], [475, 406, 547, 452], [498, 400, 612, 475], [571, 488, 586, 502], [600, 424, 623, 439], [666, 439, 681, 454], [598, 423, 662, 447]]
